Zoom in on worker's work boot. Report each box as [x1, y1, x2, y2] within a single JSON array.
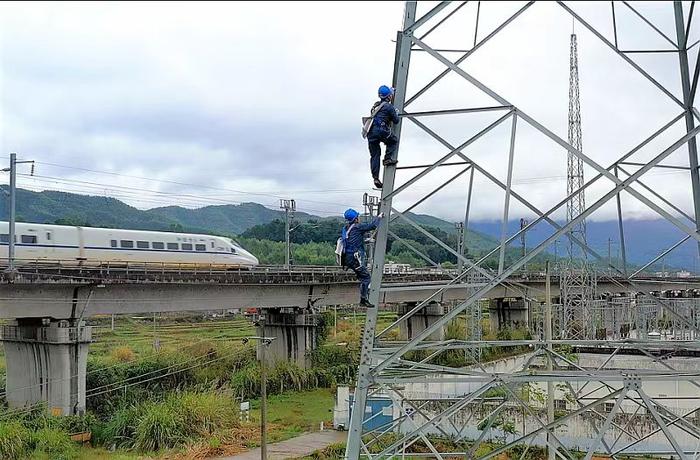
[[383, 157, 398, 166], [373, 177, 383, 189], [360, 298, 375, 308]]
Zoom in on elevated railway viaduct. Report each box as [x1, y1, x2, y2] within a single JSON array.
[[0, 264, 698, 415]]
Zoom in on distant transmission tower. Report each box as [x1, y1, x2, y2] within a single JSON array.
[[561, 32, 596, 338], [567, 33, 585, 254]]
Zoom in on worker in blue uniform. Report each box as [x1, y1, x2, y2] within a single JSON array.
[[340, 208, 384, 307], [367, 85, 400, 189]]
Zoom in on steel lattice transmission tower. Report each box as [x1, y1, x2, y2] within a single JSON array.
[[566, 33, 586, 256], [561, 31, 596, 339], [345, 2, 700, 459]]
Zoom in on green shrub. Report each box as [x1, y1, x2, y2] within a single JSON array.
[[231, 364, 261, 399], [101, 404, 142, 448], [134, 401, 185, 451], [305, 442, 346, 459], [175, 392, 237, 436], [0, 420, 30, 459], [100, 392, 239, 452], [31, 427, 77, 460], [51, 413, 99, 435], [111, 346, 136, 363], [231, 360, 343, 400]]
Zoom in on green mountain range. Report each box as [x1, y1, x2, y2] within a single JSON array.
[[0, 188, 565, 268], [1, 188, 489, 241], [2, 189, 317, 235], [1, 188, 690, 272]]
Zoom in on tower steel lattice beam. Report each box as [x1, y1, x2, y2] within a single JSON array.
[[346, 2, 700, 459]]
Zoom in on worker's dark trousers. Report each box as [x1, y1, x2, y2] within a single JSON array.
[[368, 134, 398, 179], [346, 254, 371, 301]]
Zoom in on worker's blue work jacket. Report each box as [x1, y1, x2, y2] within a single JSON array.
[[343, 217, 382, 259], [368, 100, 400, 141]]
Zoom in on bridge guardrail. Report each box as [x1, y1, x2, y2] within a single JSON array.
[[0, 258, 469, 277]]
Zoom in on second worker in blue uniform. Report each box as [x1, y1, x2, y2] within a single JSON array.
[[340, 208, 384, 307]]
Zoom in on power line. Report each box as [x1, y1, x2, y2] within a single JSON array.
[[0, 349, 237, 420], [26, 160, 360, 209], [0, 332, 250, 398], [16, 174, 346, 216]]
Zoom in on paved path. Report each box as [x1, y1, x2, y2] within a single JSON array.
[[216, 430, 347, 460]]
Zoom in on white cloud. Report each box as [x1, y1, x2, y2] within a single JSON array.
[[0, 0, 697, 229]]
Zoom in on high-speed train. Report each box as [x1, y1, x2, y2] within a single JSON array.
[[0, 221, 259, 267]]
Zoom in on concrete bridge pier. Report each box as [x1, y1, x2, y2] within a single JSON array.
[[1, 318, 92, 416], [398, 302, 447, 341], [489, 297, 530, 331], [257, 308, 319, 368]]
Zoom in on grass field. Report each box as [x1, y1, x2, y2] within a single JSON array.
[[0, 311, 366, 459], [89, 315, 257, 361], [68, 388, 336, 459], [260, 388, 335, 442], [0, 306, 538, 459]]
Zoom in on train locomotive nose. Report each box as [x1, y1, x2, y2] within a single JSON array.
[[240, 249, 259, 266]]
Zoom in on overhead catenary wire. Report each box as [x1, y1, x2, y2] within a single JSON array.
[[10, 163, 693, 211], [3, 156, 693, 225], [15, 174, 347, 217], [18, 160, 361, 210], [27, 158, 440, 197], [0, 345, 248, 421], [0, 338, 253, 420], [0, 329, 252, 399]]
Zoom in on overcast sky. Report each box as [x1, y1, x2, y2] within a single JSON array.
[[0, 1, 698, 230]]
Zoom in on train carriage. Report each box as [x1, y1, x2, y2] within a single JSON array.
[[0, 222, 259, 268]]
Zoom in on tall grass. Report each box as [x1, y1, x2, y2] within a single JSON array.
[[305, 442, 346, 459], [134, 401, 184, 451], [176, 391, 237, 436], [100, 404, 141, 448], [101, 391, 239, 452], [31, 427, 78, 460], [0, 421, 30, 459], [230, 361, 337, 399]]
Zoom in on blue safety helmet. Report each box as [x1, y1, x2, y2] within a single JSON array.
[[344, 208, 360, 221], [378, 85, 394, 99]]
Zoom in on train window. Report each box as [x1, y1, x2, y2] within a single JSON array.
[[167, 243, 179, 250], [0, 234, 8, 243], [137, 241, 149, 249], [210, 242, 214, 248], [230, 247, 237, 254], [120, 240, 134, 248], [46, 232, 52, 241], [195, 244, 206, 252], [152, 242, 165, 250], [110, 240, 117, 248], [182, 243, 193, 251], [21, 235, 37, 244]]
